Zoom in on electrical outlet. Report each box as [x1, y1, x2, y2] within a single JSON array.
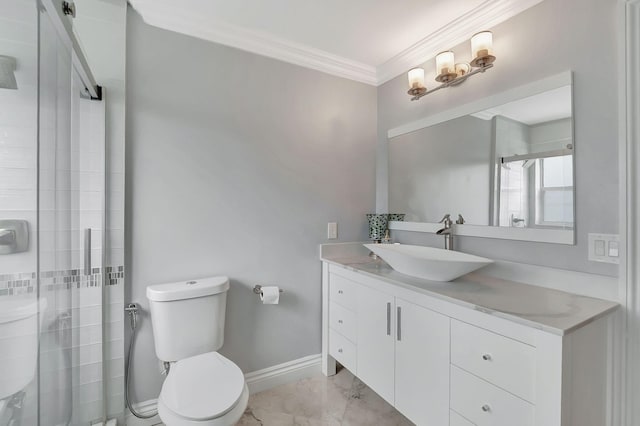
[[588, 233, 620, 264], [327, 222, 338, 239]]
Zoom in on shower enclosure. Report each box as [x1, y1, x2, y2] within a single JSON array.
[[1, 0, 123, 424]]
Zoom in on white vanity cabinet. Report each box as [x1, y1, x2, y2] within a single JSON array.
[[355, 282, 396, 404], [394, 298, 450, 425], [321, 260, 617, 426], [324, 266, 451, 425]]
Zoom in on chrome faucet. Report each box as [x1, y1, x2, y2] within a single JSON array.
[[436, 214, 454, 250]]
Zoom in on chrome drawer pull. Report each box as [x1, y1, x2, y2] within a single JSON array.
[[482, 354, 492, 361], [397, 306, 402, 341], [386, 302, 391, 335], [481, 404, 491, 412]]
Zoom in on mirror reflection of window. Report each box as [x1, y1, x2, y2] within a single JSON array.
[[535, 155, 574, 226], [491, 85, 574, 230]]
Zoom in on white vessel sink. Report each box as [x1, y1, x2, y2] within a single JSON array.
[[364, 243, 493, 282]]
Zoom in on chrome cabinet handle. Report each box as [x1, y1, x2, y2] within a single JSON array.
[[482, 354, 492, 361], [338, 290, 343, 294], [397, 306, 402, 341], [338, 319, 343, 324], [84, 228, 92, 275], [338, 348, 343, 353], [481, 404, 491, 412], [386, 302, 391, 336]]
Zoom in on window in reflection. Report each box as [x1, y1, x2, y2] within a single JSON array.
[[536, 155, 574, 226]]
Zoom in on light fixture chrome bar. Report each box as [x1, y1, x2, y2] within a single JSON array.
[[410, 63, 494, 101], [501, 147, 573, 164], [40, 0, 101, 100]]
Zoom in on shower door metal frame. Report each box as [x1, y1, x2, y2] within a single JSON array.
[[39, 0, 101, 100]]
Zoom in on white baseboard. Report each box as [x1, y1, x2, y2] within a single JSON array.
[[245, 353, 322, 395], [124, 353, 322, 426]]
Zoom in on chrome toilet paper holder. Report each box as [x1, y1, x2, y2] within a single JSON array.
[[253, 285, 284, 295]]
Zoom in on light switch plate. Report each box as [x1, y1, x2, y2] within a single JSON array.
[[588, 233, 620, 264], [327, 222, 338, 239]]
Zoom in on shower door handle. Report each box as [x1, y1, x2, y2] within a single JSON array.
[[84, 228, 92, 275]]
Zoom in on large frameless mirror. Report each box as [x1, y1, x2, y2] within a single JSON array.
[[387, 72, 574, 244]]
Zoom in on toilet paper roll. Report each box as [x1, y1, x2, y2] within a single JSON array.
[[260, 286, 280, 304]]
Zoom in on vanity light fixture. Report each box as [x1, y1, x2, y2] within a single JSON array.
[[407, 31, 496, 101]]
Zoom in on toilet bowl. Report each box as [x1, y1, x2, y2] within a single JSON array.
[[146, 277, 247, 426], [157, 352, 248, 426]]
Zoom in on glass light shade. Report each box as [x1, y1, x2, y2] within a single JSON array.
[[408, 67, 425, 90], [471, 31, 494, 60], [436, 51, 455, 76]]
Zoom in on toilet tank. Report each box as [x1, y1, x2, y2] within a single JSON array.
[[146, 276, 230, 362]]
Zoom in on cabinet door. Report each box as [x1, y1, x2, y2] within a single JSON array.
[[356, 285, 395, 405], [395, 298, 450, 426]]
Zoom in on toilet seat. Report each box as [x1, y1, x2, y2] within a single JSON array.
[[159, 352, 247, 424]]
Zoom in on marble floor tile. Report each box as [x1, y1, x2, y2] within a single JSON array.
[[341, 378, 413, 426], [237, 367, 413, 426]]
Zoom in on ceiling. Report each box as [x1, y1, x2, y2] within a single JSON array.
[[128, 0, 543, 86]]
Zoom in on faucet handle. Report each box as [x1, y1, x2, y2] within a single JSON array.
[[438, 214, 451, 224], [456, 214, 465, 225]]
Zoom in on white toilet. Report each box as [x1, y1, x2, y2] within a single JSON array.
[[146, 276, 248, 426]]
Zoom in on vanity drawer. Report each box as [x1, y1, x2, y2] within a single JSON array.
[[451, 319, 535, 402], [329, 329, 356, 373], [450, 410, 475, 426], [329, 302, 356, 342], [329, 273, 358, 311], [450, 366, 534, 426]]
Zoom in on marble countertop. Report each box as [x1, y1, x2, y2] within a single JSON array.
[[321, 247, 619, 336]]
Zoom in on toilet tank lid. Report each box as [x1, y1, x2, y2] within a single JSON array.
[[146, 276, 230, 302]]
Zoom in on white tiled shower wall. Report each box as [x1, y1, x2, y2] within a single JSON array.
[[0, 0, 38, 280]]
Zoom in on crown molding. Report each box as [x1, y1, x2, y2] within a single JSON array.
[[376, 0, 545, 85], [133, 4, 378, 85], [131, 0, 544, 87]]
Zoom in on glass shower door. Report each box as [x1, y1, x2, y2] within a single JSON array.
[[38, 3, 107, 425]]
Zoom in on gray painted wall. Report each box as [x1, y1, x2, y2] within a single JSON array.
[[126, 10, 377, 402], [377, 0, 618, 277]]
